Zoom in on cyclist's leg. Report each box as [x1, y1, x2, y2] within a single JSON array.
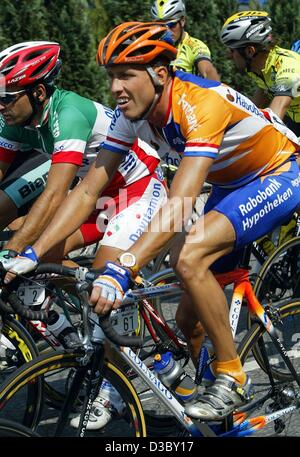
[[170, 192, 243, 369], [182, 160, 300, 420]]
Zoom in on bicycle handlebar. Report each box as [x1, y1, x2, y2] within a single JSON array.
[[1, 262, 143, 348], [6, 291, 48, 321]]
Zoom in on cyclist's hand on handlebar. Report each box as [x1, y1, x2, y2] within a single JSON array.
[[1, 246, 39, 284], [90, 262, 132, 315]]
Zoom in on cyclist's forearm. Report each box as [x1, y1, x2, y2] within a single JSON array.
[[268, 96, 291, 120], [33, 185, 97, 258], [6, 190, 67, 252]]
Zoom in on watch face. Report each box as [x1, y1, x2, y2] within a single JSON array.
[[120, 253, 136, 267]]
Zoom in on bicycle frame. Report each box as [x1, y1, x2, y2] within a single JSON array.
[[116, 268, 300, 437]]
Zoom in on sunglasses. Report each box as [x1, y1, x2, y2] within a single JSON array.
[[166, 20, 180, 29], [0, 89, 27, 105]]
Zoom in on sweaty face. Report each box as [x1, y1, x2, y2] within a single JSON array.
[[0, 88, 33, 125], [107, 65, 156, 120]]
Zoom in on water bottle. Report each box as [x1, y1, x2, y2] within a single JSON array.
[[153, 352, 196, 403], [195, 338, 216, 386], [47, 310, 82, 350]]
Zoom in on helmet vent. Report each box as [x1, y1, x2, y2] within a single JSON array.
[[0, 57, 18, 74], [24, 49, 47, 62], [30, 57, 52, 77]]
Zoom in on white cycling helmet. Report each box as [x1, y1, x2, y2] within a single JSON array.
[[220, 11, 272, 48], [151, 0, 186, 21]]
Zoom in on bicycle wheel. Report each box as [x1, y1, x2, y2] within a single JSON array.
[[0, 350, 146, 437], [253, 237, 300, 305], [240, 298, 300, 382], [0, 419, 40, 437], [237, 299, 300, 436], [0, 314, 42, 428]]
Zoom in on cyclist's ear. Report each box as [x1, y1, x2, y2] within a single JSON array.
[[32, 84, 47, 103], [153, 65, 170, 86], [245, 45, 257, 59]]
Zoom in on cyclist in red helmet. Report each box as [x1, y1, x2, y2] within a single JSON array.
[[0, 41, 61, 231], [0, 39, 168, 431]]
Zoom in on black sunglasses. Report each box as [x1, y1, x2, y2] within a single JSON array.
[[0, 90, 27, 105], [166, 20, 180, 29]]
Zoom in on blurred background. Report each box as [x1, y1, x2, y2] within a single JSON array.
[[1, 0, 299, 106]]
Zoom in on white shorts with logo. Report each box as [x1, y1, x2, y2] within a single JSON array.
[[80, 172, 167, 251]]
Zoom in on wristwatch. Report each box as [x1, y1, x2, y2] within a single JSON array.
[[118, 252, 140, 277]]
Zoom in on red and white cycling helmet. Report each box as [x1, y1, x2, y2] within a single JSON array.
[[0, 41, 61, 92]]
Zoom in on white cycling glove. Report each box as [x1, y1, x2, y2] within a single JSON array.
[[93, 262, 132, 303], [0, 246, 39, 280]]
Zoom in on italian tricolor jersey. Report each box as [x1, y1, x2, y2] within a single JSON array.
[[0, 87, 160, 188], [103, 70, 299, 189]]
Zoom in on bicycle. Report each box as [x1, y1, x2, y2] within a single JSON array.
[[0, 263, 299, 436], [253, 235, 300, 305], [0, 418, 40, 437]]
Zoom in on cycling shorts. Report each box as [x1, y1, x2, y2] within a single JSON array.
[[0, 150, 51, 216], [205, 158, 300, 251], [80, 172, 167, 250]]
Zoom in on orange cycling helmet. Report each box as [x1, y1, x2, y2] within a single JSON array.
[[97, 21, 177, 66]]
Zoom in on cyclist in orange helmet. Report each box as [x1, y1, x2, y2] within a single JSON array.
[[4, 22, 300, 421]]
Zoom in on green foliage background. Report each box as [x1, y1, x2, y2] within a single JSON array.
[[0, 0, 299, 107]]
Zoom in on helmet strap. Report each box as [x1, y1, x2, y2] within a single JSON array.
[[132, 66, 163, 121], [174, 18, 185, 45]]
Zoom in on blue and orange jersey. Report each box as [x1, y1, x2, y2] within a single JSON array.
[[104, 71, 299, 189]]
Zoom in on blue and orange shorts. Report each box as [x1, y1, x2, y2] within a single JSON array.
[[205, 158, 300, 272]]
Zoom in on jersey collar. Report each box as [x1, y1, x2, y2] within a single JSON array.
[[33, 89, 57, 128]]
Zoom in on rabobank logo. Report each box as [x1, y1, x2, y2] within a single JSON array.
[[234, 92, 265, 120], [177, 93, 198, 133]]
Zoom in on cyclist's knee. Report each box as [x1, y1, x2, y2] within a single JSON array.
[[174, 245, 207, 282]]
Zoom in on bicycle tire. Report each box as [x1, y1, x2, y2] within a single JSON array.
[[239, 298, 300, 382], [253, 236, 300, 305], [0, 419, 40, 437], [0, 314, 42, 428], [0, 350, 146, 436]]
